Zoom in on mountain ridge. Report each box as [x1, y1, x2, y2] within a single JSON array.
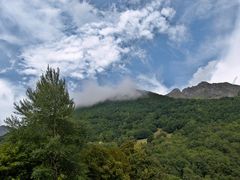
[[167, 81, 240, 99]]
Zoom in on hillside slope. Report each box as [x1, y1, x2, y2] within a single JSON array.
[[74, 92, 240, 179], [1, 90, 240, 179], [75, 92, 240, 141]]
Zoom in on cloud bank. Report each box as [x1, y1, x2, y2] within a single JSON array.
[[72, 79, 143, 107]]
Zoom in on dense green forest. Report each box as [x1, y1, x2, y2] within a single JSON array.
[[75, 93, 240, 179], [0, 68, 240, 179]]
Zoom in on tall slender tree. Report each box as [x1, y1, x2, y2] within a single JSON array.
[[3, 67, 85, 179]]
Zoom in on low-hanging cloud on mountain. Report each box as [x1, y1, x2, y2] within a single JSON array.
[[72, 78, 144, 107]]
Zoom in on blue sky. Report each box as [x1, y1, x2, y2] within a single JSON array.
[[0, 0, 239, 123]]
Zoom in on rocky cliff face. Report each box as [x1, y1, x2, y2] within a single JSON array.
[[167, 82, 240, 99]]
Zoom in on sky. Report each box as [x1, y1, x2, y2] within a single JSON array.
[[0, 0, 240, 123]]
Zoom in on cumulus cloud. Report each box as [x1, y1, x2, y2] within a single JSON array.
[[21, 35, 126, 78], [18, 0, 185, 79], [72, 78, 143, 107]]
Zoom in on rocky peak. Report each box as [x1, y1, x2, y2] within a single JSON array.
[[167, 82, 240, 99]]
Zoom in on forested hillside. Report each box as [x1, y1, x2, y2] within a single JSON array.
[[75, 93, 240, 179], [1, 68, 240, 179], [75, 93, 240, 141]]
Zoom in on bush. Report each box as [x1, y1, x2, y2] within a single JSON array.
[[133, 129, 152, 139]]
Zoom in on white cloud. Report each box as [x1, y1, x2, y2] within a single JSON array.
[[18, 0, 185, 79], [0, 80, 14, 124], [21, 35, 126, 79], [72, 78, 143, 107], [99, 3, 184, 40], [0, 0, 63, 44], [178, 0, 239, 69], [137, 74, 169, 94], [209, 20, 240, 84], [189, 7, 240, 85], [188, 61, 218, 86], [0, 79, 24, 125], [64, 0, 100, 27]]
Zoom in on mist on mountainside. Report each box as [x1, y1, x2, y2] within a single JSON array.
[[72, 78, 144, 107]]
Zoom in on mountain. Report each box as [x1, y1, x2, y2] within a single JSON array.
[[167, 81, 240, 99], [0, 125, 9, 137], [1, 90, 240, 178], [74, 92, 240, 178], [74, 91, 240, 142]]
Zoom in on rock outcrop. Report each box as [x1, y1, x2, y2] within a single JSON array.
[[167, 81, 240, 99]]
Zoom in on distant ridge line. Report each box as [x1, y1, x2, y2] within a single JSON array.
[[167, 81, 240, 99]]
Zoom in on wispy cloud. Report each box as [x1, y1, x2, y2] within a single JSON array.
[[0, 0, 63, 44], [210, 17, 240, 84], [17, 0, 185, 79], [179, 0, 239, 24], [188, 61, 218, 86], [189, 4, 240, 85], [137, 74, 169, 94]]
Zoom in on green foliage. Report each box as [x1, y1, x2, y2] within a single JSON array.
[[238, 91, 240, 96], [1, 68, 240, 179], [133, 129, 152, 139], [82, 144, 131, 180], [0, 67, 85, 179], [75, 94, 240, 179]]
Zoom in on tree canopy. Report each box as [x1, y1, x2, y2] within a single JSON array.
[[1, 67, 85, 179]]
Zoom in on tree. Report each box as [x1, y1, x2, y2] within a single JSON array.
[[2, 67, 85, 179], [82, 144, 131, 180], [133, 129, 152, 140]]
